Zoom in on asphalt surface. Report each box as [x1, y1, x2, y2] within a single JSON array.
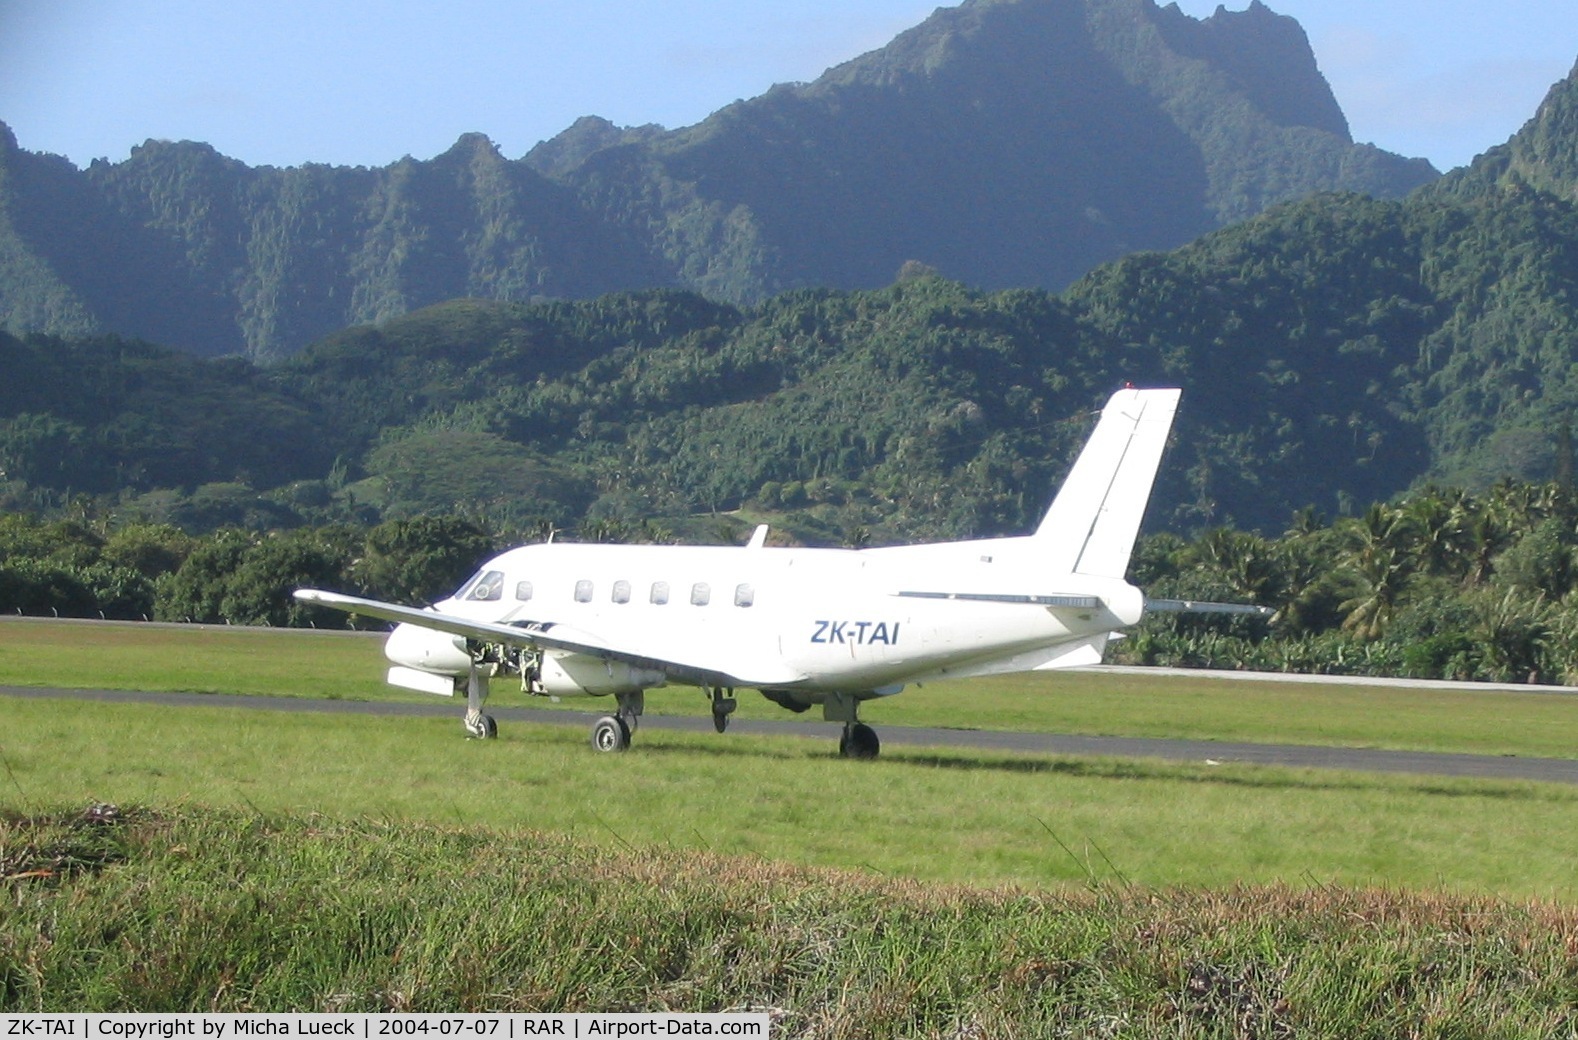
[[6, 682, 1578, 786]]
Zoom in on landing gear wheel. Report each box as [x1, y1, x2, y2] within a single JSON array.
[[708, 689, 737, 734], [840, 722, 880, 760], [591, 715, 631, 753], [464, 713, 498, 739]]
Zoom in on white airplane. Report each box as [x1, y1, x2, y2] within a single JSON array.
[[296, 387, 1236, 758]]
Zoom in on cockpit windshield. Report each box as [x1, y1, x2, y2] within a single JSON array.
[[455, 569, 505, 602]]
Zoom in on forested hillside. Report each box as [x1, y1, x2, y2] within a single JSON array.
[[0, 0, 1433, 361], [1, 55, 1574, 546]]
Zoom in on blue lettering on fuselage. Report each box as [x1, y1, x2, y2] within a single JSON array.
[[810, 620, 900, 645]]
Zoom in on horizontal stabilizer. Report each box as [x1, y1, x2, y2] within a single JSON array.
[[1146, 598, 1274, 617], [897, 590, 1104, 609]]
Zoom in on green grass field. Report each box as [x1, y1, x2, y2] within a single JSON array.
[[5, 616, 1578, 758], [5, 618, 1578, 1026], [2, 619, 1576, 898], [5, 693, 1575, 898]]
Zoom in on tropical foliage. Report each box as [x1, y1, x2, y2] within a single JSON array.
[[9, 481, 1578, 685], [1125, 480, 1578, 685], [0, 513, 503, 626], [0, 58, 1566, 536]]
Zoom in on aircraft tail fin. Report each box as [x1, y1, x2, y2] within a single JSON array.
[[1034, 387, 1180, 580]]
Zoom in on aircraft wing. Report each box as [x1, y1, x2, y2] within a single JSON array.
[[293, 589, 807, 688]]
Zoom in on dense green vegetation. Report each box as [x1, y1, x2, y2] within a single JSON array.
[[0, 0, 1432, 361], [1124, 481, 1578, 684], [0, 514, 497, 626], [4, 804, 1577, 1031], [10, 478, 1578, 686]]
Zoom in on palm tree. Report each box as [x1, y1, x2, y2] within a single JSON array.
[[1402, 486, 1471, 579], [1476, 588, 1553, 684], [1192, 527, 1280, 603], [1339, 503, 1417, 641]]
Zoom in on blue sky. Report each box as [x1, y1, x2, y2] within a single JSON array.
[[1, 0, 1573, 173]]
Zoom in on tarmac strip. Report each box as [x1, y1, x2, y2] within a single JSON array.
[[6, 684, 1577, 786]]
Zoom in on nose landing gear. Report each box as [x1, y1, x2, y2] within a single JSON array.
[[463, 665, 498, 740]]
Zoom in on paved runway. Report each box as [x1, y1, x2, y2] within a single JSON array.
[[6, 683, 1577, 786]]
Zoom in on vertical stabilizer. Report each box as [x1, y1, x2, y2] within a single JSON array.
[[1034, 388, 1180, 579]]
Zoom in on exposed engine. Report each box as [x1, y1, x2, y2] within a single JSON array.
[[760, 687, 814, 714]]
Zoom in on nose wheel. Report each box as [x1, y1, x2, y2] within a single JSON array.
[[463, 667, 497, 739]]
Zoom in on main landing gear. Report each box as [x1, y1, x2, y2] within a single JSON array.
[[590, 691, 645, 753], [825, 692, 881, 760], [708, 686, 737, 733], [839, 722, 880, 760]]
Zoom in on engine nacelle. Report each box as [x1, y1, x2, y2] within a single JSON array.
[[385, 622, 471, 675], [536, 653, 666, 697]]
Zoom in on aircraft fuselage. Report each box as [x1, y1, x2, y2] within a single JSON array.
[[388, 539, 1143, 701]]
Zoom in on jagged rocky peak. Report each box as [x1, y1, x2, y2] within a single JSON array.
[[1151, 0, 1348, 137], [524, 116, 667, 177], [447, 132, 502, 156], [794, 0, 1351, 142], [1507, 58, 1578, 197]]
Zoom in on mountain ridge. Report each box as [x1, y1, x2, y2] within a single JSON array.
[[0, 59, 1561, 538], [0, 0, 1434, 361]]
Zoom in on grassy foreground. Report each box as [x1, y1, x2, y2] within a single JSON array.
[[3, 804, 1576, 1036], [4, 694, 1576, 898], [5, 620, 1578, 1028]]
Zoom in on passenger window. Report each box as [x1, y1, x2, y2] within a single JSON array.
[[734, 583, 755, 607], [574, 580, 593, 603], [612, 580, 631, 604], [691, 582, 711, 606], [463, 570, 504, 602], [650, 581, 670, 605], [515, 581, 533, 602]]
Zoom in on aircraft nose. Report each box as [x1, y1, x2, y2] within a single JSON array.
[[385, 622, 472, 674]]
